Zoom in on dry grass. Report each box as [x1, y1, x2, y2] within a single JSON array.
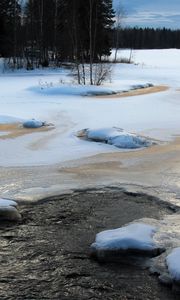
[[95, 85, 169, 99]]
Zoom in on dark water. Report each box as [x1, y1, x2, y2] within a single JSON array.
[[0, 188, 178, 300]]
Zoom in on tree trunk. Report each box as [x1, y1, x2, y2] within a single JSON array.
[[89, 0, 93, 85]]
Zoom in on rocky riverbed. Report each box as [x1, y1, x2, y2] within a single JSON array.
[[0, 188, 178, 300]]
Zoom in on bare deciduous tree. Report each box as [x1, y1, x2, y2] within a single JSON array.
[[114, 3, 125, 63]]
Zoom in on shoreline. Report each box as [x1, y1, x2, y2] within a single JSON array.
[[0, 136, 179, 208], [94, 85, 169, 99]]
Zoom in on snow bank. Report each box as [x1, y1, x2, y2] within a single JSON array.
[[30, 82, 154, 97], [0, 198, 21, 221], [30, 84, 115, 96], [166, 248, 180, 281], [84, 127, 154, 149], [91, 223, 157, 252]]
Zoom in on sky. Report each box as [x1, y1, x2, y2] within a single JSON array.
[[113, 0, 180, 29]]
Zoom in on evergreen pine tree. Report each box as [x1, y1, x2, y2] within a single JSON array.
[[60, 0, 115, 62], [0, 0, 21, 57]]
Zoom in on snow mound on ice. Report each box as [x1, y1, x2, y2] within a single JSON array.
[[80, 127, 155, 149], [91, 223, 157, 251], [23, 119, 45, 128], [166, 248, 180, 281]]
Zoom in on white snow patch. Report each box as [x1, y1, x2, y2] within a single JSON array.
[[91, 223, 157, 251], [166, 248, 180, 281], [0, 198, 17, 208]]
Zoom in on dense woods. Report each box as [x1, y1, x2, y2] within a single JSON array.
[[0, 0, 114, 71], [1, 1, 180, 72], [0, 0, 21, 58], [113, 27, 180, 50]]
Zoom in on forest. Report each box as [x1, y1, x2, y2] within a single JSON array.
[[0, 0, 114, 71], [112, 27, 180, 50], [1, 0, 180, 71]]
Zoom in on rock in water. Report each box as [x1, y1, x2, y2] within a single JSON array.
[[90, 223, 164, 262], [159, 273, 173, 286], [0, 206, 21, 222], [0, 198, 21, 222]]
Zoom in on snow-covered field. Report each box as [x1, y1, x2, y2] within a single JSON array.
[[0, 49, 180, 167], [110, 48, 180, 68]]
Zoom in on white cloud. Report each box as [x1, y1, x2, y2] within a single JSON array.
[[113, 0, 180, 28]]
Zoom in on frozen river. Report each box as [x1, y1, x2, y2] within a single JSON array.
[[0, 49, 180, 205]]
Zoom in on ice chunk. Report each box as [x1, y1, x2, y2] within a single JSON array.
[[166, 248, 180, 281], [91, 223, 157, 251], [85, 127, 154, 149]]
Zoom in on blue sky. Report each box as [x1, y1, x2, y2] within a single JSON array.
[[113, 0, 180, 29]]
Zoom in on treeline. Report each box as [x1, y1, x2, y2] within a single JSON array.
[[0, 0, 114, 71], [113, 27, 180, 49], [1, 1, 179, 72]]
